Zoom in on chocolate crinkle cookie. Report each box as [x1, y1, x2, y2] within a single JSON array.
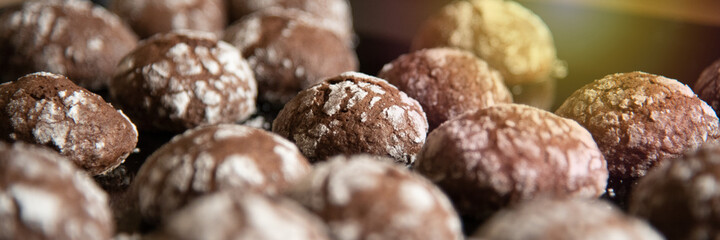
[[272, 72, 428, 165], [556, 71, 720, 204], [378, 47, 512, 131], [132, 124, 311, 225], [415, 104, 608, 221], [629, 144, 720, 240], [227, 0, 354, 42], [0, 0, 138, 90], [157, 191, 330, 240], [286, 155, 463, 240], [694, 57, 720, 114], [224, 8, 358, 106], [0, 72, 138, 176], [110, 30, 257, 132], [474, 198, 663, 240], [0, 142, 114, 240], [110, 0, 227, 39]]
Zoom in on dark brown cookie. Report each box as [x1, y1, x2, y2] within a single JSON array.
[[132, 124, 311, 225], [224, 8, 358, 106], [159, 191, 330, 240], [0, 142, 114, 240], [110, 0, 227, 39], [378, 48, 512, 131], [556, 71, 720, 205], [694, 58, 720, 114], [629, 144, 720, 240], [227, 0, 353, 41], [286, 155, 463, 240], [0, 72, 139, 176], [110, 31, 257, 132], [415, 103, 607, 221], [0, 0, 138, 90], [272, 72, 428, 165], [475, 198, 663, 240]]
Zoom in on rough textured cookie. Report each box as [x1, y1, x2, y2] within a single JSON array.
[[272, 72, 428, 165], [159, 191, 329, 240], [0, 0, 138, 90], [378, 48, 512, 131], [556, 71, 720, 205], [286, 155, 463, 240], [694, 58, 720, 114], [0, 72, 138, 176], [132, 124, 311, 225], [227, 0, 353, 42], [475, 198, 663, 240], [0, 142, 114, 240], [110, 31, 257, 132], [224, 8, 358, 106], [629, 144, 720, 240], [415, 103, 608, 221], [411, 0, 565, 86], [110, 0, 227, 39]]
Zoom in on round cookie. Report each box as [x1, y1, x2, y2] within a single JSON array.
[[132, 124, 311, 225], [224, 8, 358, 106], [415, 103, 608, 221], [0, 142, 114, 240], [227, 0, 353, 41], [411, 0, 565, 86], [160, 191, 330, 240], [110, 0, 227, 39], [694, 58, 720, 114], [110, 30, 257, 132], [556, 71, 720, 205], [629, 144, 720, 240], [286, 155, 463, 240], [475, 198, 663, 240], [272, 72, 428, 165], [0, 0, 138, 90], [378, 48, 512, 131], [0, 72, 139, 176]]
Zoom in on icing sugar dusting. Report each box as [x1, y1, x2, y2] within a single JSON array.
[[10, 185, 62, 234], [243, 194, 314, 240], [31, 100, 70, 149], [271, 135, 308, 181], [326, 158, 386, 206], [323, 81, 350, 116], [216, 155, 265, 187], [399, 181, 435, 212]]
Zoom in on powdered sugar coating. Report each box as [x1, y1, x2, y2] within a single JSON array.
[[111, 0, 226, 38], [476, 199, 663, 240], [629, 144, 720, 239], [378, 48, 512, 131], [0, 142, 113, 240], [0, 0, 138, 90], [133, 124, 311, 224], [286, 155, 463, 240], [0, 72, 139, 176], [162, 191, 329, 240], [272, 72, 428, 165], [416, 103, 608, 220], [110, 31, 257, 132], [224, 8, 357, 105], [556, 72, 720, 179]]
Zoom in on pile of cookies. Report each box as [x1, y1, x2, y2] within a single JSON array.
[[1, 0, 719, 239]]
